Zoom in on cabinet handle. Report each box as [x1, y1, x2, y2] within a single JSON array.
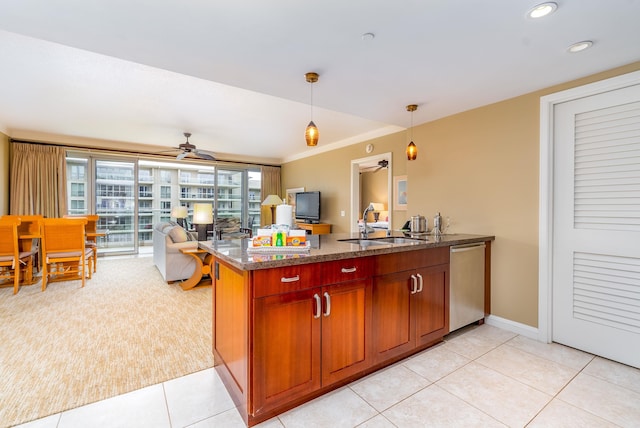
[[341, 267, 357, 273], [410, 275, 418, 294], [313, 293, 321, 319], [416, 273, 423, 293], [323, 292, 331, 317], [281, 275, 300, 283]]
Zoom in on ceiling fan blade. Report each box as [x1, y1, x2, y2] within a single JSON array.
[[194, 149, 215, 160], [176, 152, 188, 160]]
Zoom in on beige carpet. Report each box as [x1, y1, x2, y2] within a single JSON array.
[[0, 256, 214, 427]]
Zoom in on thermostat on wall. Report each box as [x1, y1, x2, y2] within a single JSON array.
[[365, 143, 374, 153]]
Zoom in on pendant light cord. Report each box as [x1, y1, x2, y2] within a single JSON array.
[[410, 108, 414, 141], [309, 81, 314, 120]]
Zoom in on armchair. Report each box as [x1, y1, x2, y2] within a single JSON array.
[[152, 222, 199, 282]]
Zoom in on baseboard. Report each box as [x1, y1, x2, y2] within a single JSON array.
[[485, 315, 540, 341]]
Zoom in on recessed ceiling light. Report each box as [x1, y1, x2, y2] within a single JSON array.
[[527, 2, 558, 19], [361, 32, 375, 41], [567, 40, 593, 53]]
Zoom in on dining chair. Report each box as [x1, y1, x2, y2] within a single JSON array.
[[41, 218, 93, 291], [2, 214, 44, 273], [64, 214, 100, 273], [0, 218, 34, 294]]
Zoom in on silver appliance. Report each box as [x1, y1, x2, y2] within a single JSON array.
[[449, 243, 486, 332], [410, 215, 427, 233]]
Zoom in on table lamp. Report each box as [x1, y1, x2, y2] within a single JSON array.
[[192, 203, 213, 241], [261, 194, 283, 225], [370, 202, 385, 222], [171, 206, 188, 228]]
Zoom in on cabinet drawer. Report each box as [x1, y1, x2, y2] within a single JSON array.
[[322, 257, 373, 284], [252, 263, 322, 298], [374, 247, 449, 275]]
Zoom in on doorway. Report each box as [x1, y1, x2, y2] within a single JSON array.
[[350, 153, 393, 234], [539, 70, 640, 368]]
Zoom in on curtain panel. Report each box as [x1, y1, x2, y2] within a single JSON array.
[[260, 165, 281, 226], [10, 142, 67, 217]]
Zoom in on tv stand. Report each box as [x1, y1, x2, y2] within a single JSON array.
[[296, 222, 331, 235]]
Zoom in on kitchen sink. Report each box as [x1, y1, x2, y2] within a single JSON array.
[[337, 238, 389, 246], [338, 237, 423, 246], [368, 237, 422, 244]]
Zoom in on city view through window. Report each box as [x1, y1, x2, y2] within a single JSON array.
[[67, 155, 262, 255]]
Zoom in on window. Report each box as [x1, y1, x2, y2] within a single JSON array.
[[139, 168, 153, 182], [66, 155, 264, 254], [160, 170, 172, 184], [70, 200, 85, 210], [160, 186, 171, 199], [71, 183, 85, 197], [69, 164, 85, 180], [139, 185, 152, 198]]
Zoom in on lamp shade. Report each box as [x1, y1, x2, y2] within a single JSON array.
[[369, 202, 385, 212], [171, 206, 188, 219], [305, 121, 319, 146], [192, 203, 213, 225], [261, 195, 283, 206], [406, 141, 417, 160]]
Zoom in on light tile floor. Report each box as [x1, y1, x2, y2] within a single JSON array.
[[15, 324, 640, 428]]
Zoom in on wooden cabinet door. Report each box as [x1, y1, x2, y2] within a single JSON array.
[[371, 271, 414, 363], [414, 264, 450, 347], [252, 288, 321, 415], [321, 279, 372, 385]]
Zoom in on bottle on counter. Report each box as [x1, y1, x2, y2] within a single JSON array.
[[434, 212, 442, 235]]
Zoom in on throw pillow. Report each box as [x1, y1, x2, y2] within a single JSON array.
[[168, 226, 189, 243]]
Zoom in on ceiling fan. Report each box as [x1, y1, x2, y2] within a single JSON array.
[[173, 132, 216, 161], [361, 159, 389, 173]]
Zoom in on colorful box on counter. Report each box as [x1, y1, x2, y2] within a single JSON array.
[[251, 229, 306, 247]]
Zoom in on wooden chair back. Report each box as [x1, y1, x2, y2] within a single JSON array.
[[0, 218, 21, 293], [41, 218, 90, 290], [63, 214, 100, 274], [42, 218, 87, 255], [2, 214, 43, 237], [64, 214, 98, 234]]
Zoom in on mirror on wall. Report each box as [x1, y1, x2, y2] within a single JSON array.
[[350, 153, 392, 234]]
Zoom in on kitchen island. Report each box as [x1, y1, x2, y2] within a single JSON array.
[[200, 231, 494, 426]]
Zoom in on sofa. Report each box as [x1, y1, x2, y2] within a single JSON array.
[[152, 222, 198, 282]]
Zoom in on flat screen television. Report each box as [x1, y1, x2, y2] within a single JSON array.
[[295, 191, 321, 223]]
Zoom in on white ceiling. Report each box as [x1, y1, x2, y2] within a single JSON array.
[[0, 1, 639, 164]]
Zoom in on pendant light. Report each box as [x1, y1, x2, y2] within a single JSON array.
[[406, 104, 418, 160], [305, 72, 319, 146]]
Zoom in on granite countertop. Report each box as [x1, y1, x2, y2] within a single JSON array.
[[199, 230, 495, 271]]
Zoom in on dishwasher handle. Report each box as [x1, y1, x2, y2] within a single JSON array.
[[450, 243, 485, 253]]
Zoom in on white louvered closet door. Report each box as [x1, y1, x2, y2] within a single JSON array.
[[553, 83, 640, 369]]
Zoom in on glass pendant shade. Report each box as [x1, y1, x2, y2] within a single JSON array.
[[406, 104, 418, 160], [406, 141, 417, 160], [305, 120, 319, 146], [304, 72, 319, 147]]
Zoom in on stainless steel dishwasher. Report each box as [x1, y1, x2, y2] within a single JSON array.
[[449, 243, 486, 332]]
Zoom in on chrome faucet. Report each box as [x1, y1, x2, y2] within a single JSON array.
[[361, 203, 376, 238]]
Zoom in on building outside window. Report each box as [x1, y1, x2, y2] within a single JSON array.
[[66, 155, 262, 254], [160, 185, 171, 199]]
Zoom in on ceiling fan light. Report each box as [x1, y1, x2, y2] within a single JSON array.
[[305, 120, 319, 146], [406, 141, 417, 160]]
